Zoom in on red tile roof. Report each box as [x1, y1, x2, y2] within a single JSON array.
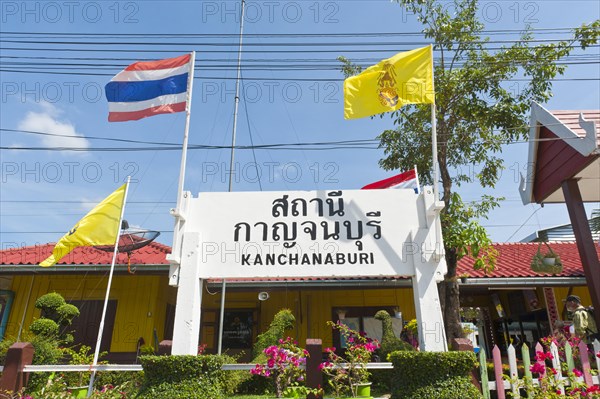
[[1, 241, 595, 280], [0, 241, 171, 266], [457, 242, 599, 278], [550, 110, 600, 145]]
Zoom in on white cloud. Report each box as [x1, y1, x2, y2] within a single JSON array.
[[17, 102, 90, 151]]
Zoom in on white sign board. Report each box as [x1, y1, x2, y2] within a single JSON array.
[[169, 188, 448, 354], [183, 189, 443, 278]]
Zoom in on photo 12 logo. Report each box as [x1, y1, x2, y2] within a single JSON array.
[[200, 81, 340, 104], [2, 81, 104, 104], [201, 1, 339, 24], [1, 161, 139, 184], [1, 1, 140, 24]]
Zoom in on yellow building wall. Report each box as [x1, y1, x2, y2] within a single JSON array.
[[201, 286, 415, 349], [553, 286, 592, 306], [7, 275, 415, 353], [6, 274, 170, 353]]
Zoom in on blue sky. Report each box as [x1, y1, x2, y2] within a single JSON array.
[[1, 0, 599, 249]]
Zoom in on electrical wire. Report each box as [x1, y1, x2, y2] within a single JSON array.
[[505, 206, 544, 241], [241, 80, 263, 191]]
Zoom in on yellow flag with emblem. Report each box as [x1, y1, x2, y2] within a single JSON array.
[[344, 45, 434, 120], [40, 184, 127, 267]]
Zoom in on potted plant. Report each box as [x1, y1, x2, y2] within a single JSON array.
[[250, 337, 310, 398], [531, 242, 563, 274], [320, 321, 379, 398]]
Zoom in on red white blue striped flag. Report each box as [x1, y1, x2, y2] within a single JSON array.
[[361, 168, 419, 191], [105, 54, 192, 122]]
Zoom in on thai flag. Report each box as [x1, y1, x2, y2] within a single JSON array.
[[361, 168, 419, 192], [105, 54, 192, 122]]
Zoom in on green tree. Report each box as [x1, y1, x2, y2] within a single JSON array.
[[339, 0, 599, 341]]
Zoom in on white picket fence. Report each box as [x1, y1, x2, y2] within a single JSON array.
[[479, 339, 600, 399]]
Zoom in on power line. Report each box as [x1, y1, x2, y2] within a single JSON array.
[[0, 38, 586, 47], [0, 124, 593, 153], [505, 206, 544, 241], [0, 27, 581, 37], [1, 68, 597, 82], [2, 43, 597, 54]]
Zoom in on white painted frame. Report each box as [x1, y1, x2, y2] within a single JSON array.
[[169, 188, 448, 353]]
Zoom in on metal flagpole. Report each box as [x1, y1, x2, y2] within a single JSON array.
[[414, 164, 421, 194], [87, 177, 131, 397], [218, 0, 246, 355], [217, 279, 226, 354], [169, 51, 196, 286], [228, 0, 245, 193], [429, 44, 439, 201], [175, 52, 196, 213]]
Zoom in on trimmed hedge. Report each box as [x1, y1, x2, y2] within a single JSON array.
[[136, 355, 227, 399], [389, 351, 482, 399]]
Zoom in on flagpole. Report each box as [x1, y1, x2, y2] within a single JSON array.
[[175, 51, 196, 213], [87, 177, 131, 397], [169, 51, 196, 286], [218, 0, 246, 356], [228, 0, 245, 192], [429, 44, 439, 201], [413, 165, 421, 194]]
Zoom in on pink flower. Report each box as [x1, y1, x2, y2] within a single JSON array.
[[319, 361, 332, 370], [572, 368, 583, 377], [530, 363, 546, 374], [535, 351, 553, 362]]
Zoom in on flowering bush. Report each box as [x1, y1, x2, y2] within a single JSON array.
[[541, 329, 584, 364], [319, 321, 379, 398], [507, 350, 600, 399], [250, 337, 308, 398]]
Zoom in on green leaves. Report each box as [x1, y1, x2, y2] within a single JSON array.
[[389, 351, 481, 399], [441, 193, 499, 274], [339, 1, 599, 274]]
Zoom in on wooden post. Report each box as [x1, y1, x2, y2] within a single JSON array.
[[507, 344, 518, 396], [578, 340, 594, 387], [305, 338, 323, 399], [550, 342, 564, 395], [521, 343, 532, 399], [492, 345, 505, 399], [479, 348, 490, 399], [562, 179, 600, 329], [0, 342, 34, 393]]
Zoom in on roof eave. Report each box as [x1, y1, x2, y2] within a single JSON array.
[[207, 278, 413, 289], [0, 264, 170, 274], [463, 276, 586, 287], [520, 102, 600, 205]]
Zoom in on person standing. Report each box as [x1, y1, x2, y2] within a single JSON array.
[[565, 295, 599, 344]]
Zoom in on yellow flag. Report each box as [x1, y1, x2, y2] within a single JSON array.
[[344, 45, 434, 120], [40, 184, 127, 267]]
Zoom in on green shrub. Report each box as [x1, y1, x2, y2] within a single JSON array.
[[95, 370, 144, 390], [136, 355, 227, 399], [218, 354, 248, 397], [56, 304, 80, 324], [24, 332, 66, 394], [252, 308, 295, 358], [29, 318, 59, 337], [389, 351, 482, 399], [35, 292, 66, 312], [400, 376, 481, 399]]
